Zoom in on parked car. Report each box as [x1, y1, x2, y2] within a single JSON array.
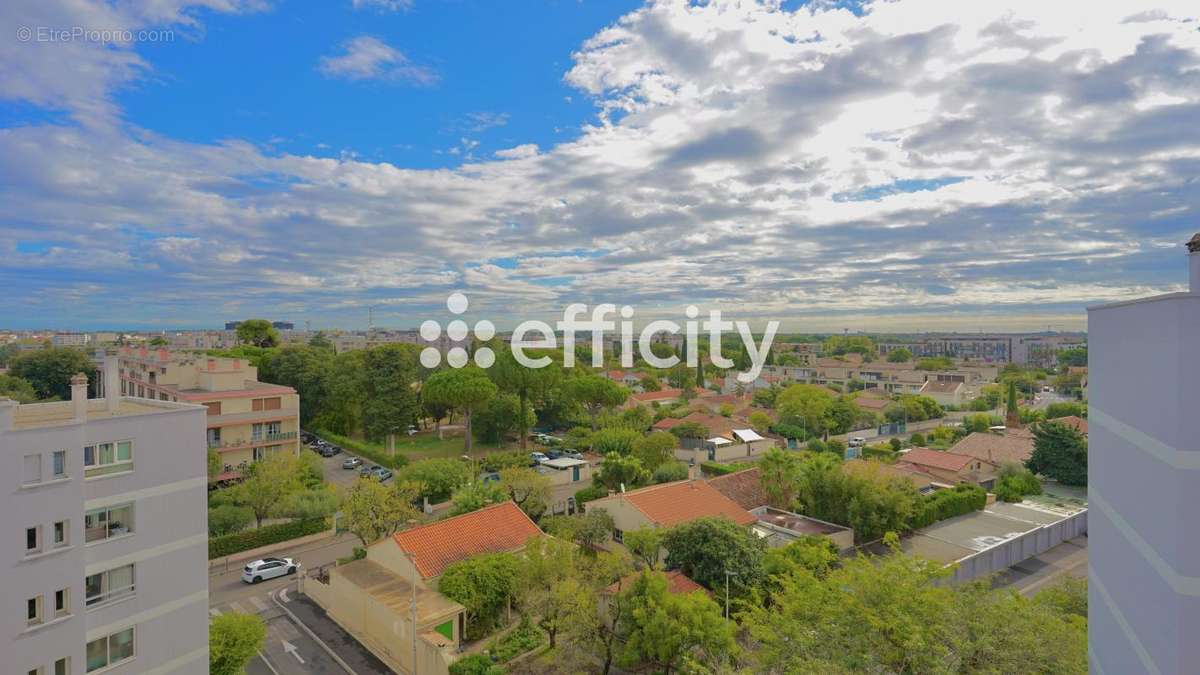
[[242, 557, 297, 584], [558, 449, 584, 460], [848, 437, 867, 448], [342, 457, 363, 469], [530, 452, 550, 465], [372, 467, 393, 481], [545, 450, 564, 460], [320, 445, 342, 457]]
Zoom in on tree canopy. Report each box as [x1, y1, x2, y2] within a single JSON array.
[[235, 319, 280, 348], [9, 347, 96, 400], [1028, 421, 1087, 486], [422, 367, 498, 452]]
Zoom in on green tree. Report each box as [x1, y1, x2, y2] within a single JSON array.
[[652, 460, 689, 484], [519, 536, 582, 648], [597, 453, 650, 490], [261, 345, 333, 426], [1057, 347, 1088, 367], [9, 347, 96, 400], [886, 348, 913, 362], [489, 347, 561, 450], [422, 367, 498, 453], [278, 487, 340, 520], [748, 410, 772, 433], [315, 350, 367, 435], [232, 452, 303, 527], [776, 384, 835, 438], [915, 356, 954, 370], [562, 550, 635, 674], [340, 477, 421, 546], [1045, 401, 1085, 420], [208, 504, 255, 536], [759, 447, 803, 510], [763, 535, 839, 582], [207, 448, 222, 480], [619, 571, 736, 674], [661, 517, 766, 597], [449, 479, 510, 516], [624, 525, 665, 569], [210, 613, 267, 675], [473, 392, 536, 443], [566, 375, 629, 429], [498, 466, 552, 521], [1028, 421, 1088, 486], [592, 427, 642, 456], [439, 552, 521, 638], [235, 319, 280, 348], [669, 421, 707, 440], [448, 654, 504, 675], [308, 331, 333, 350], [633, 430, 677, 472], [796, 454, 919, 543], [397, 458, 473, 503], [667, 363, 695, 390], [639, 375, 661, 392], [544, 509, 616, 552], [361, 344, 422, 442]]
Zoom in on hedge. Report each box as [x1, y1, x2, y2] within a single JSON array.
[[209, 518, 329, 559], [907, 484, 987, 530], [316, 430, 410, 469], [699, 461, 751, 477]]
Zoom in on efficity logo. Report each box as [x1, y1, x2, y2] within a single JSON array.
[[421, 293, 778, 383]]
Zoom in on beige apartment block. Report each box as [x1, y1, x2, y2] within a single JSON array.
[[116, 347, 300, 479], [3, 358, 209, 675]]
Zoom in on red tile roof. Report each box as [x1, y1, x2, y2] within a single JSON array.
[[598, 480, 757, 527], [707, 467, 767, 510], [1049, 415, 1088, 435], [897, 447, 977, 472], [652, 417, 685, 430], [950, 432, 1034, 465], [605, 569, 706, 596], [391, 501, 542, 578], [631, 388, 685, 402]]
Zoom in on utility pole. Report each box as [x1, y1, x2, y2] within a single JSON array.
[[724, 570, 736, 622]]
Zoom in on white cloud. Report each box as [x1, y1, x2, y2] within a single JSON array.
[[318, 36, 437, 84], [2, 0, 1200, 329], [351, 0, 413, 12]]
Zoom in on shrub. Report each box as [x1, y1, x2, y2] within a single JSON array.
[[908, 484, 986, 530], [450, 654, 505, 675], [209, 518, 328, 559], [479, 450, 528, 473], [889, 437, 903, 452], [862, 445, 898, 461], [488, 616, 545, 663], [699, 461, 746, 477], [995, 465, 1042, 502], [208, 504, 255, 537], [574, 483, 608, 506], [910, 433, 926, 446], [806, 439, 827, 454], [653, 460, 689, 483]]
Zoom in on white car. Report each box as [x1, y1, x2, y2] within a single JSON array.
[[242, 557, 298, 584]]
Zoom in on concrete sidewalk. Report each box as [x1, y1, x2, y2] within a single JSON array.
[[287, 593, 393, 674]]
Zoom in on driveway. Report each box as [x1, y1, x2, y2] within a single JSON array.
[[318, 448, 366, 490], [992, 535, 1088, 595]]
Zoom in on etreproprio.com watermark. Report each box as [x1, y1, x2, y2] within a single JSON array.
[[16, 25, 175, 44], [420, 293, 779, 384]]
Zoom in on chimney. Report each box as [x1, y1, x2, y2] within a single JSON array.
[[1188, 233, 1200, 294], [104, 355, 120, 413], [71, 372, 89, 422]]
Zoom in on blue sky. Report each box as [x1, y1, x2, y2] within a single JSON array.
[[0, 0, 1198, 332]]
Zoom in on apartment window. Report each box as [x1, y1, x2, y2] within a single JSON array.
[[54, 658, 69, 675], [266, 421, 281, 437], [84, 504, 133, 543], [83, 441, 132, 478], [27, 595, 42, 626], [207, 428, 221, 447], [26, 526, 41, 554], [251, 422, 263, 441], [86, 627, 134, 672], [612, 528, 624, 544], [55, 588, 70, 618], [28, 668, 44, 675], [204, 401, 221, 416], [52, 451, 66, 478], [85, 564, 135, 606], [54, 520, 68, 547], [23, 454, 42, 485], [252, 396, 281, 411]]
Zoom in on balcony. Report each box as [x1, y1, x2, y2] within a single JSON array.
[[208, 430, 297, 450]]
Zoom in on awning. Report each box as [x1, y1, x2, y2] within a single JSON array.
[[732, 428, 765, 442], [707, 437, 732, 446]]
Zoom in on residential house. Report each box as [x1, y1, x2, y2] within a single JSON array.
[[587, 480, 758, 551], [949, 431, 1036, 467], [748, 505, 855, 551], [920, 379, 966, 407], [1047, 415, 1088, 435], [625, 387, 702, 408], [664, 411, 777, 463], [605, 370, 643, 387], [706, 467, 768, 510], [895, 447, 999, 488], [844, 458, 941, 493], [303, 501, 541, 675]]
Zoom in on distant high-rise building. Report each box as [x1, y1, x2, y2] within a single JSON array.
[[2, 358, 208, 675], [224, 321, 240, 330], [271, 321, 294, 330], [51, 333, 90, 348], [1088, 233, 1200, 673]]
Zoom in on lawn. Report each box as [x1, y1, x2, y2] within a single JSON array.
[[317, 428, 517, 465]]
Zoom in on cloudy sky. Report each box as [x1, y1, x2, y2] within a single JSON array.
[[1, 0, 1198, 332]]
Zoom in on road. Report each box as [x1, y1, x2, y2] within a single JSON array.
[[993, 536, 1088, 595]]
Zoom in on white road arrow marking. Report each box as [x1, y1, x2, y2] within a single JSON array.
[[279, 588, 290, 603], [282, 640, 305, 665]]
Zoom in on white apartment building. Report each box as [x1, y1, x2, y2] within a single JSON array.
[[1088, 233, 1200, 673], [3, 357, 209, 675]]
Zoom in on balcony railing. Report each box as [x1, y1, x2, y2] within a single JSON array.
[[208, 430, 297, 449]]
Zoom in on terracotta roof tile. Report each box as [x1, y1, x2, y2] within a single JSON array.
[[949, 432, 1035, 465], [605, 569, 707, 596], [597, 480, 756, 527], [707, 467, 767, 510], [1049, 415, 1088, 434], [897, 447, 977, 472], [391, 501, 542, 578]]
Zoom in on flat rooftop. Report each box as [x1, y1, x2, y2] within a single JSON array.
[[8, 397, 193, 430], [895, 501, 1086, 564], [753, 506, 849, 536], [335, 559, 463, 622]]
